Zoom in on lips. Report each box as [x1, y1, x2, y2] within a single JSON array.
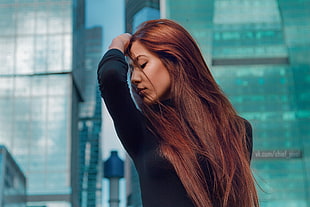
[[137, 88, 146, 96]]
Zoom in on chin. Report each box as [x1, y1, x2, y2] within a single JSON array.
[[143, 99, 154, 105], [142, 96, 157, 105]]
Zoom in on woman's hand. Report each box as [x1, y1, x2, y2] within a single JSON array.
[[109, 33, 132, 53]]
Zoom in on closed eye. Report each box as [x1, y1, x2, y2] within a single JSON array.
[[140, 62, 147, 69]]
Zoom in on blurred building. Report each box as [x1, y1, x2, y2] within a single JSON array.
[[78, 27, 103, 207], [125, 1, 160, 207], [0, 145, 26, 207], [0, 0, 86, 206], [126, 0, 160, 33], [162, 0, 310, 206]]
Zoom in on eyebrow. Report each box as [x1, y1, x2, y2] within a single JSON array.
[[127, 55, 148, 67], [134, 55, 148, 62]]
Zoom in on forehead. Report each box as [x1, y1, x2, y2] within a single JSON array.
[[130, 41, 151, 59]]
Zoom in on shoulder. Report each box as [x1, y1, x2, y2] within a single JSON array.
[[240, 117, 253, 160], [243, 118, 252, 137]]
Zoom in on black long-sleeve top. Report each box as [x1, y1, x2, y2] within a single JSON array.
[[97, 49, 253, 207]]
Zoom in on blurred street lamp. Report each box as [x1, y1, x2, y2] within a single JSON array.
[[104, 151, 124, 207]]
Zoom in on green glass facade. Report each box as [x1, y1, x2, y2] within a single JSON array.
[[164, 0, 310, 206]]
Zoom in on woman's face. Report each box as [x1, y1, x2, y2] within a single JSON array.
[[129, 41, 171, 104]]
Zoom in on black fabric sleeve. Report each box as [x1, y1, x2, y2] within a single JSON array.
[[97, 49, 145, 157], [244, 120, 253, 161]]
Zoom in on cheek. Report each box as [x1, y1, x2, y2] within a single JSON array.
[[144, 61, 171, 98], [155, 68, 171, 97], [161, 75, 171, 90]]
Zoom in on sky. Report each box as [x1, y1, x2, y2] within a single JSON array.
[[86, 0, 126, 206], [85, 0, 126, 160], [86, 0, 126, 55]]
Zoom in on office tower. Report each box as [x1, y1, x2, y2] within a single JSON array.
[[78, 27, 103, 207], [126, 0, 160, 33], [0, 0, 86, 206], [0, 145, 26, 207], [162, 0, 310, 206], [125, 1, 160, 207]]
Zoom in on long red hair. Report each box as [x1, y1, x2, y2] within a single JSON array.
[[126, 19, 259, 207]]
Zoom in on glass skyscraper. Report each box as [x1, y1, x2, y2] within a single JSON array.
[[0, 145, 26, 207], [78, 27, 103, 207], [162, 0, 310, 206], [0, 0, 86, 206], [126, 0, 160, 33]]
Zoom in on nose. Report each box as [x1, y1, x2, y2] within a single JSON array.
[[131, 68, 142, 85]]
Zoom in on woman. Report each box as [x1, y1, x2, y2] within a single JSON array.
[[98, 19, 259, 207]]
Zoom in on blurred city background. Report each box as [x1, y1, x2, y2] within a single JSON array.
[[0, 0, 309, 207]]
